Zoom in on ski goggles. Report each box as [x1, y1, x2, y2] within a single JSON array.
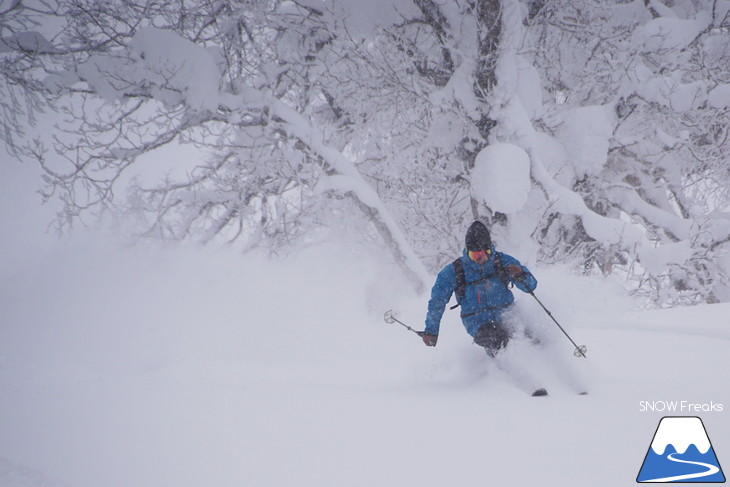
[[468, 249, 491, 262]]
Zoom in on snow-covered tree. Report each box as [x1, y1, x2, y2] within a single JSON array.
[[522, 0, 730, 304], [372, 0, 730, 305], [4, 0, 432, 290], [3, 0, 730, 305], [0, 0, 53, 157]]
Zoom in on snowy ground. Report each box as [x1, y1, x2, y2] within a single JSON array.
[[1, 233, 729, 487], [1, 158, 728, 487]]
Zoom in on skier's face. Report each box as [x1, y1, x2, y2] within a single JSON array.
[[468, 249, 490, 264]]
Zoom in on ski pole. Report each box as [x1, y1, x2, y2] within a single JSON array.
[[528, 291, 587, 358], [384, 310, 424, 337]]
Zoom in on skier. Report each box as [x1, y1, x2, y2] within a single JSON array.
[[421, 221, 537, 357]]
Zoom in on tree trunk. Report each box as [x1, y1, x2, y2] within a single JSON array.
[[474, 0, 502, 140]]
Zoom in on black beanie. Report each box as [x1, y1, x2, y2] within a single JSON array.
[[465, 221, 491, 251]]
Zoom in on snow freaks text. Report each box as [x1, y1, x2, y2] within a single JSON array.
[[639, 401, 724, 413]]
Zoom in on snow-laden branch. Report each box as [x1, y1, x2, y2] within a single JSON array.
[[527, 148, 646, 249], [37, 23, 431, 293], [493, 0, 700, 276], [266, 96, 431, 293], [12, 0, 730, 305], [605, 186, 693, 241]]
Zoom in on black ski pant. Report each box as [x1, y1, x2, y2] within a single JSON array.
[[473, 321, 511, 357]]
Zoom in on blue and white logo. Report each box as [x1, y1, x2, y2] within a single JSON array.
[[637, 416, 725, 483]]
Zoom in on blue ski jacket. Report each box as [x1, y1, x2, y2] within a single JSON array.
[[424, 248, 537, 337]]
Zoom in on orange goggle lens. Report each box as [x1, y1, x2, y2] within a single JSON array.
[[468, 249, 491, 261]]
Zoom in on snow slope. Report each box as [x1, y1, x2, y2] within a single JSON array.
[[1, 236, 729, 487]]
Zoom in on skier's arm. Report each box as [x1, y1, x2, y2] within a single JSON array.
[[424, 264, 457, 337], [500, 253, 537, 293]]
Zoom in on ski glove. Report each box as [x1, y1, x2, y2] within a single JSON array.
[[505, 264, 526, 282], [420, 332, 438, 347]]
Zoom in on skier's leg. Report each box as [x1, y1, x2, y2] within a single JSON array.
[[474, 321, 547, 395], [473, 321, 511, 357], [492, 349, 545, 394]]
